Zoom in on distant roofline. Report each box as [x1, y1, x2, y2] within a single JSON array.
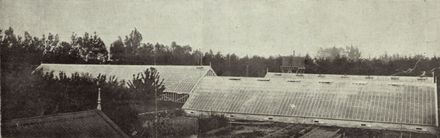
[[208, 75, 432, 80], [39, 63, 212, 67], [266, 72, 433, 78]]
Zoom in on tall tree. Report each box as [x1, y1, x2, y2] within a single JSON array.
[[345, 46, 361, 61], [71, 32, 108, 63], [109, 37, 125, 63], [127, 68, 165, 111]]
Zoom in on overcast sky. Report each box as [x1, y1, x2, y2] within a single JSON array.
[[1, 0, 440, 57]]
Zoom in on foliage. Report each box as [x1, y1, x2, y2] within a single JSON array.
[[127, 68, 166, 112], [149, 117, 197, 137], [198, 114, 229, 133], [317, 46, 361, 61], [71, 32, 108, 63]]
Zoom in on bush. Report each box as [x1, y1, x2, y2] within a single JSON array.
[[198, 114, 229, 133]]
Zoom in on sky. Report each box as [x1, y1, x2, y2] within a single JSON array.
[[1, 0, 440, 57]]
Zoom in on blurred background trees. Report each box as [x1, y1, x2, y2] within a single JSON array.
[[3, 27, 436, 78]]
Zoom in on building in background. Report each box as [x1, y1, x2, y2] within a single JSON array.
[[35, 64, 217, 103], [281, 51, 305, 74]]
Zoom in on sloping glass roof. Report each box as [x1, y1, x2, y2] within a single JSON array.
[[183, 76, 438, 126], [36, 64, 216, 94]]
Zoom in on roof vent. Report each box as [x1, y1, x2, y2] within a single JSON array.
[[319, 81, 332, 84], [353, 82, 367, 85], [417, 77, 426, 81], [229, 78, 241, 81], [287, 80, 301, 83], [257, 79, 270, 81], [388, 83, 400, 87], [391, 77, 399, 80]]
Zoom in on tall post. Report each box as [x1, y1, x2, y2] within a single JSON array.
[[97, 86, 102, 110]]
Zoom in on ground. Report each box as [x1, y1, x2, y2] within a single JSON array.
[[198, 120, 438, 138]]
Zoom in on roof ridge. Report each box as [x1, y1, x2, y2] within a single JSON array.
[[266, 72, 434, 78], [188, 68, 213, 93], [4, 109, 130, 138], [40, 63, 212, 67], [94, 110, 130, 138], [4, 110, 97, 123]]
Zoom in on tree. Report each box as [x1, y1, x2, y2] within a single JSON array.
[[345, 46, 361, 61], [109, 37, 125, 63], [317, 46, 344, 61], [304, 54, 317, 73], [127, 68, 165, 110], [71, 32, 108, 63]]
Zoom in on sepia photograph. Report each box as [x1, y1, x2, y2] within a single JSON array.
[[1, 0, 440, 137]]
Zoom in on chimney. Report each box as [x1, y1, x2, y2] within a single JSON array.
[[293, 50, 296, 57]]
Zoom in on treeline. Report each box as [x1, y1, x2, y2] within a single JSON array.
[[2, 27, 440, 77], [305, 54, 440, 76]]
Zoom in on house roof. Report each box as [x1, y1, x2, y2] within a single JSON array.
[[36, 63, 217, 94], [183, 76, 438, 127], [2, 110, 129, 138], [265, 72, 434, 84]]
